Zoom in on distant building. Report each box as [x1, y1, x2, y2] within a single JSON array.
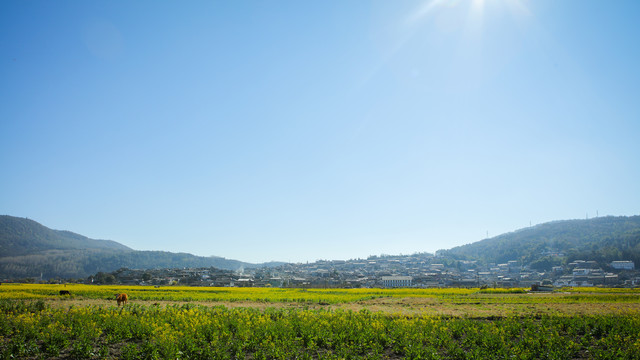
[[382, 276, 412, 288], [573, 268, 591, 276], [233, 278, 254, 287], [611, 261, 635, 270]]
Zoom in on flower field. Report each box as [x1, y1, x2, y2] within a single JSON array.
[[1, 284, 639, 304], [0, 284, 524, 303], [1, 285, 639, 359]]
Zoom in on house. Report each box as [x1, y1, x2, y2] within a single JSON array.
[[381, 276, 412, 288], [234, 278, 254, 287], [573, 268, 591, 276], [611, 261, 635, 270]]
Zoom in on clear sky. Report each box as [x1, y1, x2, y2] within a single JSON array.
[[1, 1, 639, 263]]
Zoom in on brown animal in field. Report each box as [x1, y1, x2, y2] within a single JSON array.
[[59, 290, 71, 295], [115, 293, 128, 306]]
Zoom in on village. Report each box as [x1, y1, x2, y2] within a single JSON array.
[[88, 253, 640, 289]]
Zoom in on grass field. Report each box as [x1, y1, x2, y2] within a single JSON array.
[[1, 284, 639, 359]]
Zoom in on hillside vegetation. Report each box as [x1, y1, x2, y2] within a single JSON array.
[[440, 216, 640, 269], [0, 216, 130, 256], [0, 216, 262, 280], [2, 215, 639, 280]]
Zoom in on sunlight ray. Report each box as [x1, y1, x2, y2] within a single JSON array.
[[405, 0, 448, 25]]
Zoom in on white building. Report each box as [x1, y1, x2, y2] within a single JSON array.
[[573, 268, 591, 276], [382, 276, 412, 288], [611, 261, 635, 270]]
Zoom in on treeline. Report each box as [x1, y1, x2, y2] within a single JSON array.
[[0, 249, 252, 280]]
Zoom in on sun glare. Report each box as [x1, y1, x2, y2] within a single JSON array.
[[407, 0, 530, 26], [472, 0, 486, 18]]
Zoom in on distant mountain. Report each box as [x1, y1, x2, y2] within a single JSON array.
[[0, 216, 131, 256], [4, 215, 638, 280], [0, 215, 282, 280], [439, 215, 640, 270]]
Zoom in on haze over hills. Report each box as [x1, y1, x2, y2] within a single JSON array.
[[0, 215, 282, 280], [1, 215, 639, 280]]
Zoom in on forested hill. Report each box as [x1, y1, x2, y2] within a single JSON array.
[[439, 216, 640, 268], [0, 215, 273, 280], [0, 216, 131, 256]]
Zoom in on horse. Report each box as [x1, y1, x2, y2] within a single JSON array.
[[115, 293, 128, 306]]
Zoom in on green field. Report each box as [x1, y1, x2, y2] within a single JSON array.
[[1, 284, 639, 359]]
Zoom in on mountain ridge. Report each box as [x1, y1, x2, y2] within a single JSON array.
[[438, 215, 640, 269], [0, 216, 131, 256], [2, 214, 639, 280], [0, 215, 282, 279]]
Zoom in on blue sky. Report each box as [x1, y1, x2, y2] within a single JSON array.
[[1, 0, 639, 263]]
